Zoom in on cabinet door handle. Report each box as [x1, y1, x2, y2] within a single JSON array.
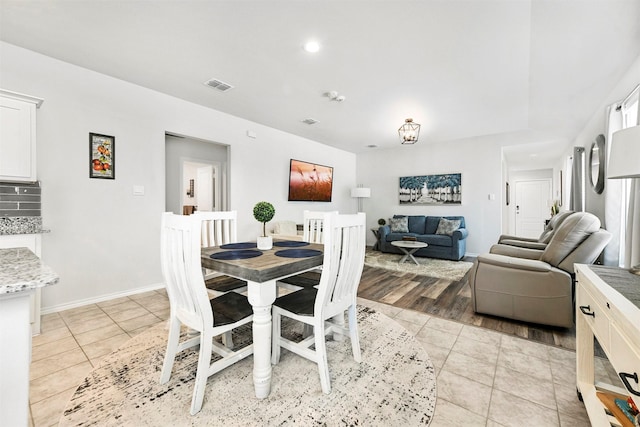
[[619, 372, 640, 396], [579, 305, 595, 317]]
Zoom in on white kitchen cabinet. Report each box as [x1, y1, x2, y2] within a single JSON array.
[[0, 89, 43, 182], [0, 234, 43, 334]]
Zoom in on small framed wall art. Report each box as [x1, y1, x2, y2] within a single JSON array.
[[89, 132, 115, 179]]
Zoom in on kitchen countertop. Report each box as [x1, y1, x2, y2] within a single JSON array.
[[0, 247, 59, 294], [0, 216, 49, 235]]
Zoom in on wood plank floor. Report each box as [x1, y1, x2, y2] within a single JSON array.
[[354, 256, 578, 351]]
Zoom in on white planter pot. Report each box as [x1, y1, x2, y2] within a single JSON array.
[[257, 236, 273, 250]]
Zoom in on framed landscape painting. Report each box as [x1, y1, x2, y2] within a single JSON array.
[[399, 173, 462, 205], [288, 159, 333, 202]]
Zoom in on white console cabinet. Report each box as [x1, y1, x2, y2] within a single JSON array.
[[0, 234, 43, 334], [0, 89, 43, 182], [576, 264, 640, 426]]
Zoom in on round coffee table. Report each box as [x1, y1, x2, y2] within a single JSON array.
[[391, 240, 428, 265]]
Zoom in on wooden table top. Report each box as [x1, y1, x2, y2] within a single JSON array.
[[201, 242, 323, 283]]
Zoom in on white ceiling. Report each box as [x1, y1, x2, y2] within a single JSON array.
[[1, 0, 639, 167]]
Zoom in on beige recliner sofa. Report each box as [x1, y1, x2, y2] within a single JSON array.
[[496, 210, 574, 250], [468, 212, 611, 328]]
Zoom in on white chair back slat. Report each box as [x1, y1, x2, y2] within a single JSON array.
[[315, 212, 366, 316], [302, 210, 338, 243], [193, 211, 238, 247]]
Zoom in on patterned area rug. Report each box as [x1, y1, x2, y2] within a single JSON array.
[[60, 307, 436, 426], [365, 248, 473, 281]]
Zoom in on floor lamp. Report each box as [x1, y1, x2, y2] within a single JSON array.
[[608, 125, 640, 275], [351, 187, 371, 213]]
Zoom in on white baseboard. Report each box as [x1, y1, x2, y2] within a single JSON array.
[[41, 282, 165, 315]]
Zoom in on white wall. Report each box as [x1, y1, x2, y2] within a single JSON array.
[[1, 42, 356, 311], [357, 137, 504, 256]]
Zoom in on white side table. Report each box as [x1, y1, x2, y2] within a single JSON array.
[[575, 264, 640, 426], [391, 241, 428, 265]]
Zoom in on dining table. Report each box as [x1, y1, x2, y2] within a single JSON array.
[[200, 240, 323, 399]]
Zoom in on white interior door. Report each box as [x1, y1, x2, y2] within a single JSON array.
[[196, 165, 213, 211], [515, 179, 551, 238]]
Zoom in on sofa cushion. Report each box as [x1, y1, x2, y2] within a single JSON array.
[[407, 216, 427, 234], [416, 234, 453, 247], [425, 217, 440, 234], [386, 232, 420, 242], [390, 216, 409, 233], [436, 218, 461, 236]]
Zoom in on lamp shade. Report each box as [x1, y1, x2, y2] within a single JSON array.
[[608, 125, 640, 179], [351, 187, 371, 198]]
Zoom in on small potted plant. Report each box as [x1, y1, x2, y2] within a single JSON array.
[[253, 201, 275, 250], [378, 218, 386, 226]]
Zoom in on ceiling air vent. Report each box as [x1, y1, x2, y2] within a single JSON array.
[[204, 78, 234, 92], [301, 118, 319, 125]]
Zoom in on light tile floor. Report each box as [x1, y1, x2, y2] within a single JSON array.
[[28, 291, 617, 426]]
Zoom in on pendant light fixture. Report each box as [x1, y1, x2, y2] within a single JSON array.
[[398, 118, 420, 144]]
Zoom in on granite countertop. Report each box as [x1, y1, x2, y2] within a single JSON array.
[[0, 247, 59, 294], [0, 216, 49, 235]]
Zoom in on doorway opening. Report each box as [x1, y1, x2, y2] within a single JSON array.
[[182, 160, 221, 213], [165, 133, 229, 215]]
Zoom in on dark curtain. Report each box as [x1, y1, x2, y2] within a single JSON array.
[[570, 146, 585, 212]]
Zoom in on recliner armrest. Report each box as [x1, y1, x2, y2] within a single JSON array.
[[489, 244, 543, 260], [497, 234, 538, 243], [477, 253, 552, 273], [499, 239, 547, 250]]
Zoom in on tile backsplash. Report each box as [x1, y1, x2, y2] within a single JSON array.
[[0, 181, 41, 217]]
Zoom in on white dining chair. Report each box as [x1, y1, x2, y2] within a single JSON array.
[[159, 213, 254, 415], [277, 210, 337, 292], [192, 210, 247, 294], [271, 212, 366, 394]]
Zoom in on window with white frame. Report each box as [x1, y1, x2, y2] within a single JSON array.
[[605, 84, 639, 267]]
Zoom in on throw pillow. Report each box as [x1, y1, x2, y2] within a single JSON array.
[[435, 218, 461, 236], [390, 216, 409, 233]]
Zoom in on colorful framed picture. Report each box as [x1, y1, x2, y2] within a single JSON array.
[[89, 133, 115, 179]]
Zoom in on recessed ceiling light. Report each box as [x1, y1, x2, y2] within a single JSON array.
[[366, 144, 377, 148], [303, 41, 320, 53]]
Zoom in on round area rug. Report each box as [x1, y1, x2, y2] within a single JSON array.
[[365, 249, 473, 281], [60, 306, 436, 426]]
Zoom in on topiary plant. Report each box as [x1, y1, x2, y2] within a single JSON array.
[[253, 201, 275, 237], [378, 218, 386, 226]]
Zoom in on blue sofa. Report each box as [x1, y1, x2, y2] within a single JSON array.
[[378, 215, 468, 261]]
